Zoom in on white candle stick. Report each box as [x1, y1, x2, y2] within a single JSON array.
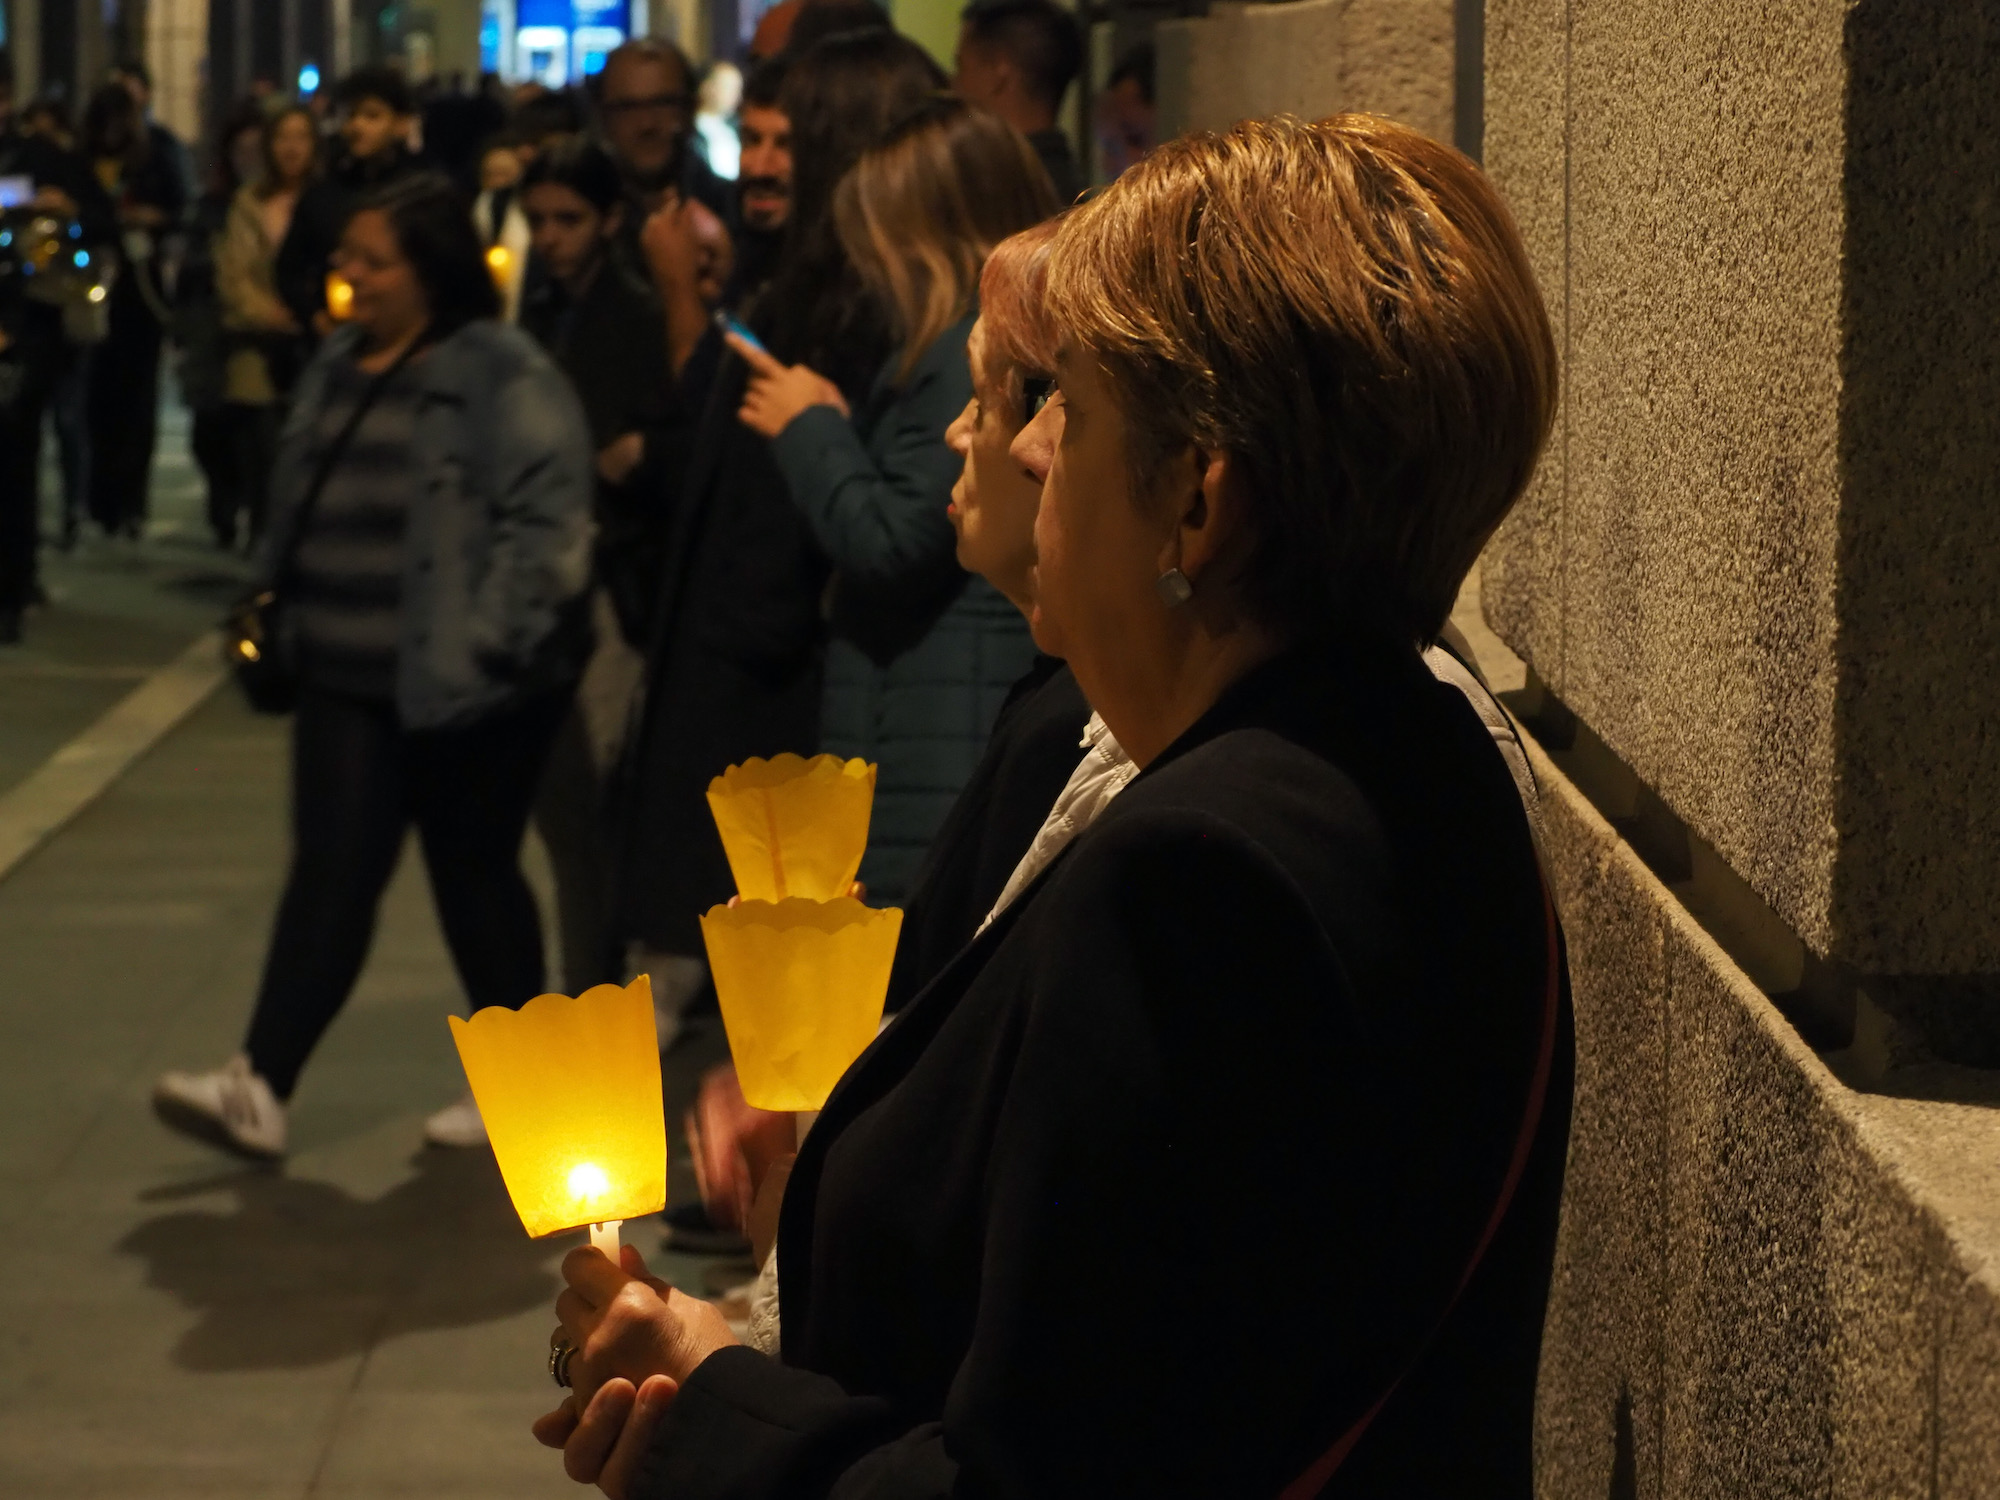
[[590, 1220, 623, 1261]]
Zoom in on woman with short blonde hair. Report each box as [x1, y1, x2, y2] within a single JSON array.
[[537, 113, 1571, 1500]]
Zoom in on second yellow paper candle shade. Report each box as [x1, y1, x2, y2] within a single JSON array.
[[700, 897, 903, 1111], [706, 754, 876, 903], [447, 976, 668, 1239]]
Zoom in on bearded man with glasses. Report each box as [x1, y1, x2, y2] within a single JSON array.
[[594, 39, 730, 279]]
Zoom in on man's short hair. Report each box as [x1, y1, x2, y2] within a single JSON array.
[[1046, 115, 1558, 645], [595, 38, 693, 96], [112, 58, 152, 90], [959, 0, 1083, 113], [338, 66, 415, 116], [742, 56, 791, 112], [786, 0, 894, 57], [513, 90, 583, 144]]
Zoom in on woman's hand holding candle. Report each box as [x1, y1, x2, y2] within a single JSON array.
[[545, 1243, 740, 1421]]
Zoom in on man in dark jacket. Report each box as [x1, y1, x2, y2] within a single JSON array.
[[727, 55, 793, 306], [0, 54, 117, 643], [274, 68, 423, 331], [595, 39, 730, 291], [954, 0, 1085, 205]]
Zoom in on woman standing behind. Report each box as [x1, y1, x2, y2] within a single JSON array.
[[82, 82, 185, 539], [517, 138, 675, 993], [212, 105, 320, 546], [153, 174, 595, 1160], [729, 97, 1057, 906]]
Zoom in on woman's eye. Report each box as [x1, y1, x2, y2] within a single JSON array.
[[1021, 376, 1055, 421]]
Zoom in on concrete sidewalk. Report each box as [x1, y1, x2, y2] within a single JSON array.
[[0, 397, 734, 1497], [0, 678, 731, 1498]]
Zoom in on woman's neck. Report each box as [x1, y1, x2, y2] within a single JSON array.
[[558, 254, 605, 303], [357, 320, 426, 374], [1085, 620, 1284, 771]]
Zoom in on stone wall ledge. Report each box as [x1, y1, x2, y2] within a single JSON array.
[[1451, 578, 2000, 1492]]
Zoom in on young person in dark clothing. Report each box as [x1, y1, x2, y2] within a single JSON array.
[[954, 0, 1085, 205], [517, 139, 679, 994], [154, 175, 594, 1161], [535, 114, 1572, 1500], [81, 81, 185, 538], [110, 58, 196, 205], [275, 68, 423, 333], [614, 30, 945, 1048], [0, 55, 116, 642]]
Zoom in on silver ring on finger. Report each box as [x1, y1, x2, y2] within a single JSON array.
[[548, 1329, 577, 1389]]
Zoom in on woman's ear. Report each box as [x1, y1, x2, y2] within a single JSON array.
[[1165, 445, 1248, 582], [603, 203, 626, 240]]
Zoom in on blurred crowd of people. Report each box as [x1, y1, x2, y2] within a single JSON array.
[[38, 0, 1153, 1163], [0, 11, 1157, 644]]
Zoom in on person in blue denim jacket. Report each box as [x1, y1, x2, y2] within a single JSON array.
[[153, 173, 595, 1161]]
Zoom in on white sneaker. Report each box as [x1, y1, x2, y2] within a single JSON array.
[[424, 1092, 490, 1148], [153, 1054, 287, 1161]]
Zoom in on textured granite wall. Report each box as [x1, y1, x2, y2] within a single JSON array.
[[1527, 728, 2000, 1499], [1480, 0, 2000, 1010], [1155, 0, 1454, 145]]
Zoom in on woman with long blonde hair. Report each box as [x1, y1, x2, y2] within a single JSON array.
[[726, 93, 1057, 907]]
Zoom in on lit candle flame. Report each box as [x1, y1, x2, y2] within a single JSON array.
[[568, 1162, 611, 1201]]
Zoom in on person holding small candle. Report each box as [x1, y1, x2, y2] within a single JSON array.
[[680, 216, 1091, 1245], [153, 173, 594, 1160], [531, 115, 1576, 1498]]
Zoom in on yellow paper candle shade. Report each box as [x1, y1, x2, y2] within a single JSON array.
[[446, 976, 666, 1238], [707, 754, 876, 903], [701, 897, 903, 1111]]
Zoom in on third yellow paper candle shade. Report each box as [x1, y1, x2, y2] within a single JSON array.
[[700, 754, 905, 1112]]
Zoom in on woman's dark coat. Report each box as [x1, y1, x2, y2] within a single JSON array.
[[771, 315, 1037, 907], [627, 638, 1575, 1498], [884, 655, 1089, 1012], [256, 320, 595, 729], [615, 339, 831, 956]]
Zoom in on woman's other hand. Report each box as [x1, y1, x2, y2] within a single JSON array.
[[685, 1062, 798, 1235], [555, 1242, 740, 1417], [596, 432, 646, 486], [728, 332, 848, 437], [532, 1372, 677, 1498]]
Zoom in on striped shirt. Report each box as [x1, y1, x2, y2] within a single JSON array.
[[292, 356, 423, 700]]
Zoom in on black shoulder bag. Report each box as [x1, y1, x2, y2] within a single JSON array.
[[223, 337, 423, 714]]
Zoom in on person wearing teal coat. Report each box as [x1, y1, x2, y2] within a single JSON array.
[[726, 97, 1059, 905]]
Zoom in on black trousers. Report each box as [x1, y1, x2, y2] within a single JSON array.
[[243, 685, 571, 1100], [85, 280, 164, 535], [0, 329, 60, 616], [192, 402, 280, 547]]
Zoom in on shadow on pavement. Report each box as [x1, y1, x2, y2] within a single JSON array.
[[118, 1147, 559, 1372]]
